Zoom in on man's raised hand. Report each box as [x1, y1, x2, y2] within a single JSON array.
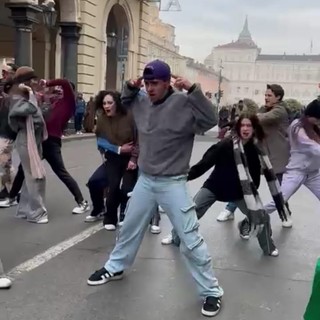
[[129, 77, 143, 88], [172, 75, 193, 91]]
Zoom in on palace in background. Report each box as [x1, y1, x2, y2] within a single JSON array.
[[204, 17, 320, 105]]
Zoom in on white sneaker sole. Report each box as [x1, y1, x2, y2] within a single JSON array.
[[201, 307, 221, 317], [239, 234, 250, 240], [104, 225, 116, 231], [85, 216, 103, 223], [161, 239, 173, 245], [269, 249, 279, 257], [73, 208, 90, 215], [151, 229, 161, 234], [87, 274, 123, 286], [282, 219, 293, 228], [217, 214, 234, 222], [0, 278, 12, 289]]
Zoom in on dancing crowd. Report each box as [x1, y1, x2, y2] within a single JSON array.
[[1, 59, 320, 317]]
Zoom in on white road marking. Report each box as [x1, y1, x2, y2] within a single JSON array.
[[7, 224, 104, 279]]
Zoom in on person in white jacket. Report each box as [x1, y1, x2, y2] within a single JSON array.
[[264, 99, 320, 215]]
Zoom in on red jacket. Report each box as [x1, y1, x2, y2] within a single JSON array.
[[45, 79, 75, 138]]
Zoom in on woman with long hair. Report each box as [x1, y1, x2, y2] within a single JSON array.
[[85, 90, 138, 230], [264, 99, 320, 215], [8, 67, 48, 223], [162, 112, 289, 256]]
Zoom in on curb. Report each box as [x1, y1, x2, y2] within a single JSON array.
[[61, 133, 216, 143], [62, 134, 95, 143]]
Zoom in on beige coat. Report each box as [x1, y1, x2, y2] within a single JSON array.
[[258, 103, 290, 174]]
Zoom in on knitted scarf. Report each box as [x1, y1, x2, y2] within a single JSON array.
[[26, 92, 48, 179], [233, 137, 290, 234]]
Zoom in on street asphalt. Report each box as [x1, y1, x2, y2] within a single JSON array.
[[0, 136, 317, 320]]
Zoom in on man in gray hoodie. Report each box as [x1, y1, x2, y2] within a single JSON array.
[[87, 60, 223, 317]]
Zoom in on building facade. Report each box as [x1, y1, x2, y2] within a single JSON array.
[[146, 4, 229, 103], [147, 4, 186, 76], [204, 17, 320, 105], [0, 0, 155, 97]]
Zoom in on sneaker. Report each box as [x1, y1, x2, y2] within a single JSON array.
[[201, 296, 222, 317], [28, 215, 49, 224], [217, 209, 234, 222], [72, 201, 90, 214], [37, 216, 49, 224], [0, 198, 18, 208], [269, 248, 279, 257], [238, 220, 250, 240], [87, 267, 123, 286], [85, 212, 103, 223], [150, 225, 161, 234], [282, 217, 293, 228], [161, 234, 173, 245], [0, 198, 10, 208], [104, 224, 116, 231], [0, 277, 12, 289], [10, 198, 18, 206]]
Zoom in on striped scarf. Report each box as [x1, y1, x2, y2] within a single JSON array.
[[233, 137, 290, 235], [26, 92, 48, 179]]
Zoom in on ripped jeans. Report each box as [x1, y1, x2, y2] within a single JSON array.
[[104, 173, 223, 298]]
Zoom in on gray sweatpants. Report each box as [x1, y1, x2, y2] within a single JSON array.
[[15, 130, 46, 221], [172, 187, 276, 254]]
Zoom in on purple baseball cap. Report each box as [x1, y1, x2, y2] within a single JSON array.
[[143, 60, 171, 82]]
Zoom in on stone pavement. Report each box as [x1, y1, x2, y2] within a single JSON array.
[[0, 138, 317, 320]]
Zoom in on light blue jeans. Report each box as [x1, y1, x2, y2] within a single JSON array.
[[104, 173, 223, 298]]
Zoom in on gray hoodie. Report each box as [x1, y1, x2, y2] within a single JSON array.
[[121, 84, 217, 176]]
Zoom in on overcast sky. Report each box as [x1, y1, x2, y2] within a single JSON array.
[[159, 0, 320, 62]]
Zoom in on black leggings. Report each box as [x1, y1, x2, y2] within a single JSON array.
[[87, 155, 138, 225]]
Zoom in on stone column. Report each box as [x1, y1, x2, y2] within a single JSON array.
[[6, 2, 41, 67], [60, 22, 81, 88]]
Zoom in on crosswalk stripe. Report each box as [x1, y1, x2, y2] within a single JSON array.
[[7, 224, 104, 279]]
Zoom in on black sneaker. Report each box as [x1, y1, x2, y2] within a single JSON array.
[[87, 267, 123, 286], [238, 219, 250, 240], [201, 296, 222, 317]]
